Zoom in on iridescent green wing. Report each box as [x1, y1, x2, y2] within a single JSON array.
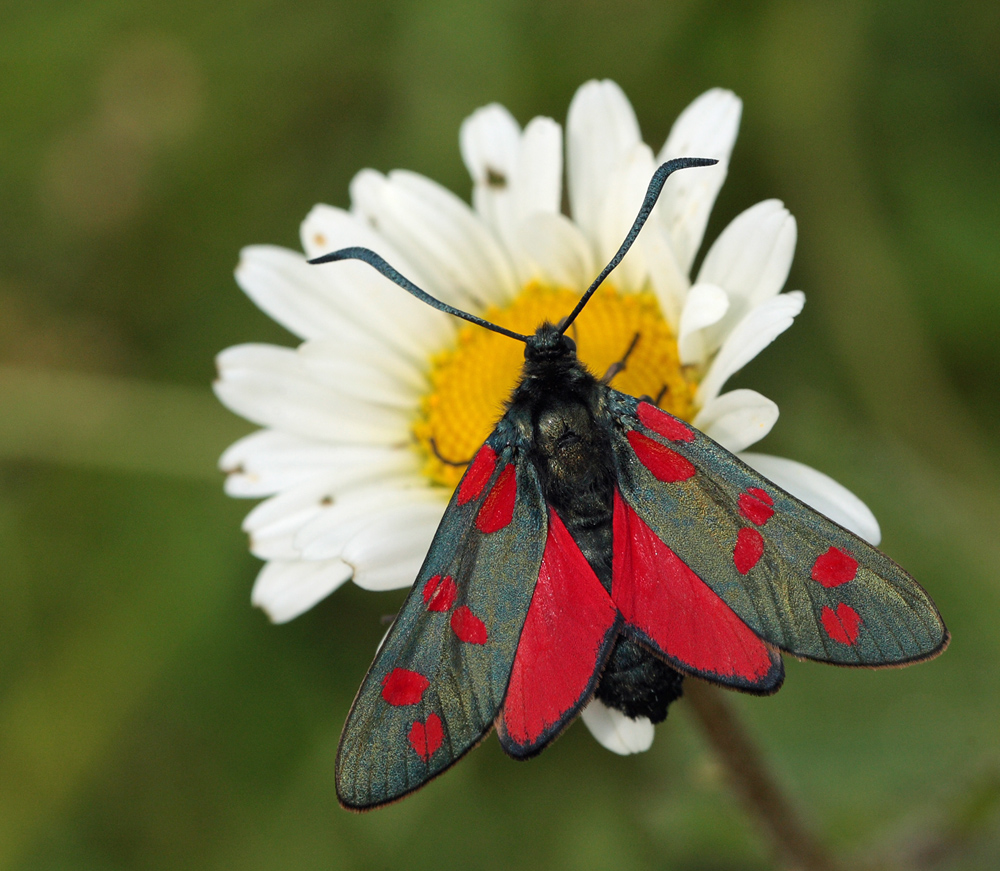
[[335, 412, 546, 810], [608, 391, 948, 668]]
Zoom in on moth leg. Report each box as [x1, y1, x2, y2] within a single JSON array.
[[602, 332, 641, 385], [637, 384, 670, 406], [430, 437, 473, 467]]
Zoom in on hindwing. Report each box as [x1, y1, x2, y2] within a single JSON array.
[[607, 390, 948, 670], [496, 507, 621, 757]]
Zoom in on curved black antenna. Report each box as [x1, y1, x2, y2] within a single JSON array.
[[308, 246, 531, 343], [559, 156, 718, 334]]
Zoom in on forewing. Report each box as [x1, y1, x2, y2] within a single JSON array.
[[336, 415, 546, 809], [608, 391, 948, 667]]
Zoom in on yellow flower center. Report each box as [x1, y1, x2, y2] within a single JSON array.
[[413, 282, 697, 489]]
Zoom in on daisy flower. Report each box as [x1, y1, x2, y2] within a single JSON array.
[[214, 79, 880, 756]]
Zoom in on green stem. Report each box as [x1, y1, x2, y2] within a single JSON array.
[[685, 680, 840, 871]]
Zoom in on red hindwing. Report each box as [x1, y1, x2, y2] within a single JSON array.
[[499, 508, 620, 755], [611, 490, 782, 691]]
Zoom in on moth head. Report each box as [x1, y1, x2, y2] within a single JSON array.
[[525, 323, 576, 364]]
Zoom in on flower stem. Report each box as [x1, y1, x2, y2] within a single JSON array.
[[684, 680, 840, 871]]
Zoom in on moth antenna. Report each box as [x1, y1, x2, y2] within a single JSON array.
[[559, 156, 719, 334], [309, 246, 531, 343]]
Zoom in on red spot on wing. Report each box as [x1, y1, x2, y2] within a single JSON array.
[[381, 668, 430, 706], [408, 713, 443, 762], [733, 527, 765, 574], [739, 488, 775, 525], [422, 574, 457, 612], [500, 509, 618, 749], [627, 430, 696, 482], [476, 463, 517, 533], [811, 547, 859, 587], [821, 603, 862, 645], [637, 402, 695, 442], [450, 605, 488, 644], [457, 445, 496, 505], [612, 492, 775, 684]]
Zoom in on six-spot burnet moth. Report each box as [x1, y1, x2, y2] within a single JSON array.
[[310, 157, 948, 811]]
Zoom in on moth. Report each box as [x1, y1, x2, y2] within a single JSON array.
[[310, 157, 948, 811]]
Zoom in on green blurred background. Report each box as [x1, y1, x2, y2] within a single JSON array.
[[2, 1, 999, 868]]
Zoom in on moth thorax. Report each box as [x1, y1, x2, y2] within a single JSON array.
[[534, 401, 609, 491]]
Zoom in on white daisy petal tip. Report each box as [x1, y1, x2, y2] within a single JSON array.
[[662, 87, 743, 164], [696, 290, 806, 406], [678, 282, 729, 366], [251, 558, 354, 624], [459, 103, 521, 184], [739, 452, 882, 546], [657, 88, 743, 274], [695, 389, 779, 453], [581, 698, 655, 755], [513, 115, 563, 218], [567, 79, 642, 245], [694, 200, 798, 359]]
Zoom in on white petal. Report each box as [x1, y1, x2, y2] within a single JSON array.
[[515, 212, 596, 289], [350, 169, 518, 310], [696, 291, 805, 406], [461, 102, 522, 238], [343, 502, 446, 591], [656, 88, 742, 274], [243, 477, 344, 535], [694, 389, 779, 453], [567, 79, 642, 249], [678, 282, 729, 366], [243, 479, 338, 560], [297, 340, 425, 410], [580, 698, 654, 755], [251, 559, 353, 624], [214, 344, 411, 443], [392, 170, 520, 304], [235, 244, 352, 342], [636, 219, 690, 329], [514, 116, 563, 217], [697, 200, 797, 354], [242, 475, 427, 561], [460, 103, 522, 191], [222, 429, 304, 496], [301, 202, 420, 272], [224, 432, 417, 499], [739, 452, 882, 545], [295, 481, 442, 560], [239, 240, 452, 364], [462, 110, 562, 221], [463, 111, 564, 285], [297, 334, 426, 396], [300, 204, 455, 352], [595, 143, 657, 292]]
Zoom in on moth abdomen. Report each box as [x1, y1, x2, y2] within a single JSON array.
[[596, 638, 685, 724]]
